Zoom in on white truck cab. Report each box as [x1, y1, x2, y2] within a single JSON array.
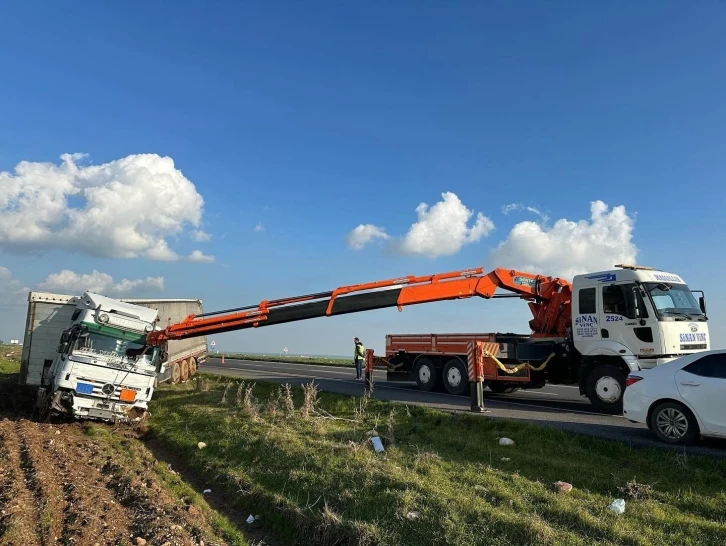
[[571, 264, 709, 410], [36, 291, 163, 423]]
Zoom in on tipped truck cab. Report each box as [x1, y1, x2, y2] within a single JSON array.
[[27, 292, 163, 423]]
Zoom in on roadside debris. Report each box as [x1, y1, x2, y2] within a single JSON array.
[[554, 481, 573, 494], [246, 514, 256, 524], [619, 479, 653, 500], [498, 437, 514, 446], [609, 498, 626, 514], [203, 488, 212, 494], [406, 511, 420, 520], [370, 436, 385, 452], [197, 441, 207, 449], [501, 457, 511, 462]]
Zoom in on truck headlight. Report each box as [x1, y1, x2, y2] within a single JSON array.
[[145, 324, 153, 332], [98, 313, 109, 323]]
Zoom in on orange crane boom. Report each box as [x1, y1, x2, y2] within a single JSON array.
[[146, 267, 573, 345]]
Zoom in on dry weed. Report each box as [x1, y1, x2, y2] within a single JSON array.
[[300, 381, 319, 419], [282, 383, 295, 417], [220, 381, 233, 404]]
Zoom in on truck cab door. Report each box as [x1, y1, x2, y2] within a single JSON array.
[[598, 282, 658, 365], [573, 286, 602, 346]]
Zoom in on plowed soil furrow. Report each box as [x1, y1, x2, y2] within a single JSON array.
[[38, 424, 133, 545], [1, 418, 229, 546], [16, 420, 68, 545], [0, 421, 42, 546]]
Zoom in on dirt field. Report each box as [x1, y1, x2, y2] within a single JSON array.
[[0, 418, 232, 546]]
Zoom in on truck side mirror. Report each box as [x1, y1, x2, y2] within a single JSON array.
[[699, 296, 707, 314]]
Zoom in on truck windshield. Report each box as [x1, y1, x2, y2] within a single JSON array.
[[73, 331, 158, 370], [643, 283, 704, 320]]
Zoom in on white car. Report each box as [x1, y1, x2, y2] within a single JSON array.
[[623, 349, 726, 445]]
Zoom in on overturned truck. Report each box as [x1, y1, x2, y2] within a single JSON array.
[[19, 291, 207, 422]]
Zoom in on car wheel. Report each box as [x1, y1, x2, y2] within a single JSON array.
[[649, 401, 700, 445], [585, 364, 626, 414], [414, 357, 438, 392], [442, 358, 468, 395]]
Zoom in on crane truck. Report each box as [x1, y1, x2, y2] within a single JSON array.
[[140, 263, 708, 413]]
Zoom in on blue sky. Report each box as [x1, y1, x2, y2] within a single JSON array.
[[1, 2, 725, 355]]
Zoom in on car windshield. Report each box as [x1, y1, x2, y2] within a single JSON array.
[[72, 331, 158, 370], [644, 283, 703, 318]]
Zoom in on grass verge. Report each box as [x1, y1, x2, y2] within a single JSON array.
[[147, 374, 726, 546], [220, 353, 352, 367]]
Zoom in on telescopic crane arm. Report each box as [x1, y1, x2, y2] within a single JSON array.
[[145, 267, 573, 346]]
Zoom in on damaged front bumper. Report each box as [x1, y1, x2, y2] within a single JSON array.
[[48, 389, 150, 423]]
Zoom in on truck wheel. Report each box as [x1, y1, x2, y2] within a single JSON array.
[[171, 362, 181, 384], [414, 357, 438, 392], [442, 358, 468, 395], [180, 359, 190, 382], [189, 357, 197, 376], [649, 401, 700, 445], [585, 364, 626, 413]]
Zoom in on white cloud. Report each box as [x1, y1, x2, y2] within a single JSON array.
[[347, 192, 494, 258], [187, 250, 215, 263], [501, 203, 549, 222], [254, 222, 264, 233], [347, 224, 389, 249], [393, 192, 494, 258], [0, 152, 209, 261], [191, 230, 211, 242], [0, 266, 30, 306], [489, 200, 637, 279], [37, 269, 164, 296]]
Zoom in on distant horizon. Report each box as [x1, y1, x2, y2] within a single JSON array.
[[209, 349, 350, 360]]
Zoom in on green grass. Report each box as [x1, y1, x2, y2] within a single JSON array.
[[147, 375, 726, 546], [221, 352, 352, 367], [0, 344, 21, 375]]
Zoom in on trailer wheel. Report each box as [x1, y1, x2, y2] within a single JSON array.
[[414, 357, 438, 392], [442, 358, 468, 395], [189, 357, 197, 376], [170, 362, 181, 384], [585, 364, 626, 414], [180, 359, 190, 382]]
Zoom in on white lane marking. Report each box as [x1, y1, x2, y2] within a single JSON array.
[[201, 365, 609, 418]]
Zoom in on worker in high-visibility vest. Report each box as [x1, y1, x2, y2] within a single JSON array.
[[353, 337, 365, 380]]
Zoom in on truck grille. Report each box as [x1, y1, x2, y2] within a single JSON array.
[[75, 376, 142, 400], [680, 344, 707, 351]]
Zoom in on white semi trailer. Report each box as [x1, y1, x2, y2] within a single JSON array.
[[19, 291, 208, 422]]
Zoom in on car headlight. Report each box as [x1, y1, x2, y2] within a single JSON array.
[[98, 313, 109, 323]]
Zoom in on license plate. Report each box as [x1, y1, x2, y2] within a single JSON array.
[[76, 382, 94, 394]]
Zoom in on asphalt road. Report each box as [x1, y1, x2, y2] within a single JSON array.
[[200, 357, 726, 458]]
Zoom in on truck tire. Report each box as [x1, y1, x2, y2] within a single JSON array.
[[189, 357, 197, 376], [180, 359, 190, 382], [414, 357, 438, 392], [442, 358, 468, 395], [170, 362, 181, 384], [585, 364, 626, 414]]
